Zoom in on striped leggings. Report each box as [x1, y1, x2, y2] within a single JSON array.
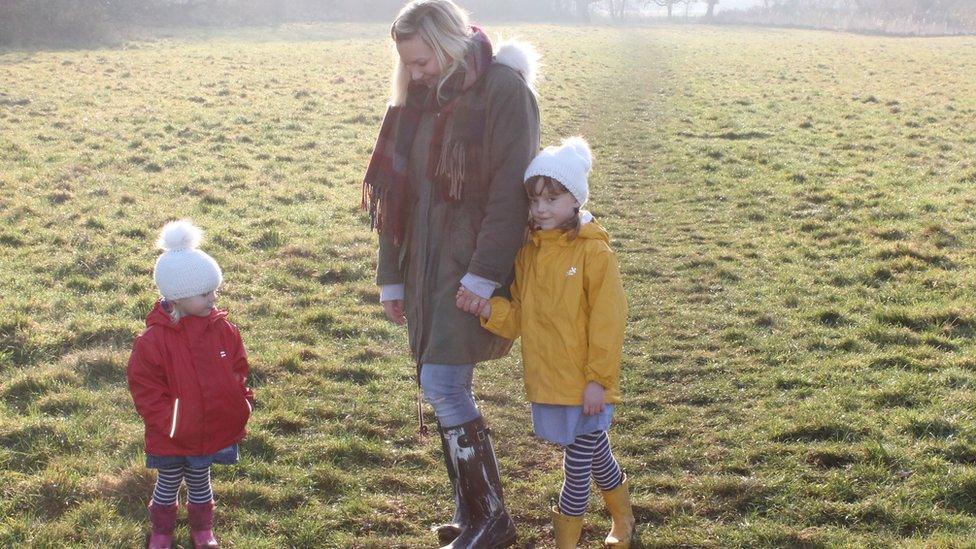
[[152, 465, 214, 506], [558, 431, 623, 516]]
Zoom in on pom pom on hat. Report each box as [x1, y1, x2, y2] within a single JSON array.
[[523, 136, 594, 206], [153, 219, 223, 301], [156, 219, 203, 251], [560, 136, 592, 174]]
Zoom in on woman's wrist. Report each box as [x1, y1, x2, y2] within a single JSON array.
[[379, 283, 405, 303], [460, 273, 499, 299]]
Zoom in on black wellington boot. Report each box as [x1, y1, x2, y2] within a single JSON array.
[[433, 420, 471, 544], [440, 416, 517, 549]]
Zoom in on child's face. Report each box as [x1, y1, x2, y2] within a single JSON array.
[[173, 289, 218, 317], [528, 179, 580, 231]]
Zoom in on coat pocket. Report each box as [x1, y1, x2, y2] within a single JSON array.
[[168, 398, 180, 439], [450, 207, 481, 268]]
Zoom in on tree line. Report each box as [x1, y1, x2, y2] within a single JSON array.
[[2, 0, 563, 47], [0, 0, 402, 47], [716, 0, 976, 35], [1, 0, 973, 47], [0, 0, 720, 47]]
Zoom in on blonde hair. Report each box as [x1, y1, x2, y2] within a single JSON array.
[[161, 299, 184, 323], [389, 0, 473, 107]]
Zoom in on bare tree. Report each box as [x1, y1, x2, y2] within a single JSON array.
[[704, 0, 718, 18], [649, 0, 685, 18], [605, 0, 628, 20], [575, 0, 598, 21]]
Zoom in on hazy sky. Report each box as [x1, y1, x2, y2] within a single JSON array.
[[718, 0, 765, 11], [644, 0, 763, 15]]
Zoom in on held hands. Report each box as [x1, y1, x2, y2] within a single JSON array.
[[456, 285, 491, 318], [583, 381, 606, 416]]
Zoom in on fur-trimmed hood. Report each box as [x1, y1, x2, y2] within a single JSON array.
[[493, 39, 540, 88]]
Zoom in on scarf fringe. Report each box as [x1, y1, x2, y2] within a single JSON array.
[[362, 182, 405, 246], [362, 180, 383, 231], [434, 140, 467, 201]]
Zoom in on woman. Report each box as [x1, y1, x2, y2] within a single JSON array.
[[362, 1, 540, 547]]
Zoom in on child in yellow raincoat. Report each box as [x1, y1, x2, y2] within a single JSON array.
[[456, 137, 634, 548]]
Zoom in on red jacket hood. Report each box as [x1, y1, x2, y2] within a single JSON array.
[[146, 300, 228, 330]]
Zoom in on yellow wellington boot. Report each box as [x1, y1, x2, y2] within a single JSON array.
[[600, 475, 635, 548], [551, 507, 583, 549]]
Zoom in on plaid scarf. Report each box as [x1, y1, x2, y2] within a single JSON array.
[[362, 27, 494, 245]]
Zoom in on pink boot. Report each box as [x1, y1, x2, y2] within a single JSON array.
[[146, 502, 177, 549], [186, 501, 219, 548]]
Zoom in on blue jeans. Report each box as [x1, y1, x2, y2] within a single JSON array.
[[420, 363, 480, 428]]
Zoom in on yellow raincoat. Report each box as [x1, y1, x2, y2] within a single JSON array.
[[482, 219, 627, 405]]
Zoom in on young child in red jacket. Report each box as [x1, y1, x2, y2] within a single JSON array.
[[127, 220, 254, 549]]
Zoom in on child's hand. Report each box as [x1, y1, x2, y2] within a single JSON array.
[[582, 381, 605, 416], [455, 286, 489, 318]]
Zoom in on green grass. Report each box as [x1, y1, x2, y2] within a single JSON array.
[[3, 22, 976, 546]]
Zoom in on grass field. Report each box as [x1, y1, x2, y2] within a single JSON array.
[[3, 22, 976, 547]]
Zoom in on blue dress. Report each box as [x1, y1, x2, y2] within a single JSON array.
[[146, 444, 240, 469], [532, 404, 614, 447]]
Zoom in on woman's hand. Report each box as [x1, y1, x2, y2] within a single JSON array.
[[382, 299, 406, 325], [582, 381, 605, 416], [456, 286, 489, 317]]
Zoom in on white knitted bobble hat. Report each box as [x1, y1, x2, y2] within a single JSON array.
[[153, 220, 222, 301], [523, 136, 593, 206]]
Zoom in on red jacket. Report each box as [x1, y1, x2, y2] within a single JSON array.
[[127, 300, 253, 456]]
